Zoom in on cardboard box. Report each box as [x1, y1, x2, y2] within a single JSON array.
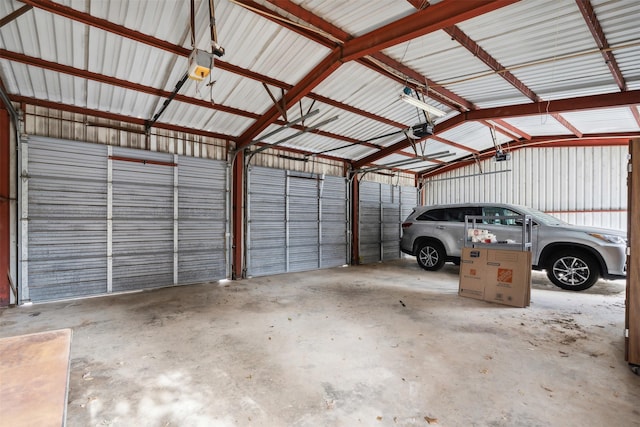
[[458, 248, 489, 301], [483, 249, 531, 308], [458, 248, 532, 307]]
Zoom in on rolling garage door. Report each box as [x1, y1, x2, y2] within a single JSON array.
[[20, 137, 227, 303], [359, 181, 418, 264], [246, 166, 348, 277]]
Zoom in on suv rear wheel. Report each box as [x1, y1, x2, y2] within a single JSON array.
[[416, 240, 446, 271], [546, 250, 599, 291]]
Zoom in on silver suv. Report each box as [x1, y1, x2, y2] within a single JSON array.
[[400, 203, 627, 291]]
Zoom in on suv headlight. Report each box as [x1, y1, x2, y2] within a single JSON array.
[[588, 233, 626, 245]]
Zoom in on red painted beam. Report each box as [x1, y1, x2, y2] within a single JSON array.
[[431, 135, 479, 154], [236, 47, 342, 148], [354, 90, 640, 168], [12, 94, 235, 140], [341, 0, 517, 62], [365, 54, 474, 111], [0, 4, 32, 28], [479, 119, 521, 141], [261, 0, 473, 112], [0, 108, 9, 306], [0, 49, 260, 120], [21, 0, 401, 135], [492, 119, 531, 140], [444, 25, 540, 102], [551, 113, 583, 137], [631, 106, 640, 128], [231, 150, 244, 279], [576, 0, 626, 91]]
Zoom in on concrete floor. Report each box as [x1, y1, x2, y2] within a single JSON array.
[[0, 259, 638, 427]]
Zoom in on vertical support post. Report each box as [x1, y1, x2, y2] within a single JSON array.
[[350, 174, 360, 265], [285, 172, 290, 272], [0, 109, 9, 306], [318, 174, 324, 269], [626, 138, 640, 367], [231, 150, 244, 279], [379, 183, 384, 261], [19, 140, 29, 303], [173, 154, 179, 285], [106, 146, 113, 293]]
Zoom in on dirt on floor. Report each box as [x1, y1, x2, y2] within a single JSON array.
[[1, 259, 638, 427]]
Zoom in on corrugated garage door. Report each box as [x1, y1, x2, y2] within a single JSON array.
[[22, 137, 108, 301], [20, 137, 227, 303], [246, 166, 348, 277], [359, 181, 417, 264]]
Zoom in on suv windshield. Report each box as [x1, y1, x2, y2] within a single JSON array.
[[523, 207, 567, 226]]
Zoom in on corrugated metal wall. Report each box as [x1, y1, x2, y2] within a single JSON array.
[[359, 181, 418, 264], [422, 146, 628, 231], [21, 136, 227, 303], [246, 166, 348, 277], [23, 105, 228, 160]]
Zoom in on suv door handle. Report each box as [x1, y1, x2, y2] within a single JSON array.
[[436, 225, 446, 230]]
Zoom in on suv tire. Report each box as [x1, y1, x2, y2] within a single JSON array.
[[546, 250, 599, 291], [416, 240, 446, 271]]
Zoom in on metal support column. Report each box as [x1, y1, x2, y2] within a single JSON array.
[[350, 174, 359, 265], [231, 150, 244, 279], [0, 109, 9, 306]]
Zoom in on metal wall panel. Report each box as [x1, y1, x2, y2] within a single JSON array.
[[247, 166, 347, 277], [178, 156, 228, 284], [422, 146, 628, 231], [23, 136, 107, 302], [359, 181, 418, 264]]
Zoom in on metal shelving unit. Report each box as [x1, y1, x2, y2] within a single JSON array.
[[464, 214, 533, 251]]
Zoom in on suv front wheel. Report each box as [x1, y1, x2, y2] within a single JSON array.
[[416, 240, 446, 271], [546, 250, 599, 291]]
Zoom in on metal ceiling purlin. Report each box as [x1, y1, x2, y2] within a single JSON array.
[[0, 4, 32, 28], [237, 0, 517, 149], [0, 49, 261, 119], [11, 94, 233, 141], [262, 0, 473, 112], [340, 0, 518, 61], [353, 90, 640, 168], [479, 119, 522, 141], [551, 113, 583, 137], [575, 0, 626, 92], [20, 0, 410, 144], [492, 118, 532, 140], [430, 135, 480, 154]]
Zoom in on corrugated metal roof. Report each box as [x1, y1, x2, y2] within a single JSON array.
[[0, 0, 638, 176], [289, 0, 415, 37]]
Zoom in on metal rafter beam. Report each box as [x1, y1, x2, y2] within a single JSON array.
[[353, 90, 640, 168], [0, 49, 260, 119], [551, 113, 583, 137], [632, 106, 640, 128], [479, 119, 521, 141], [11, 95, 234, 140], [444, 25, 540, 102], [341, 0, 517, 62], [237, 0, 516, 148], [491, 119, 531, 140], [260, 0, 473, 112], [236, 47, 342, 148], [19, 0, 400, 133], [0, 4, 32, 28], [575, 0, 626, 91], [429, 135, 479, 154]]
